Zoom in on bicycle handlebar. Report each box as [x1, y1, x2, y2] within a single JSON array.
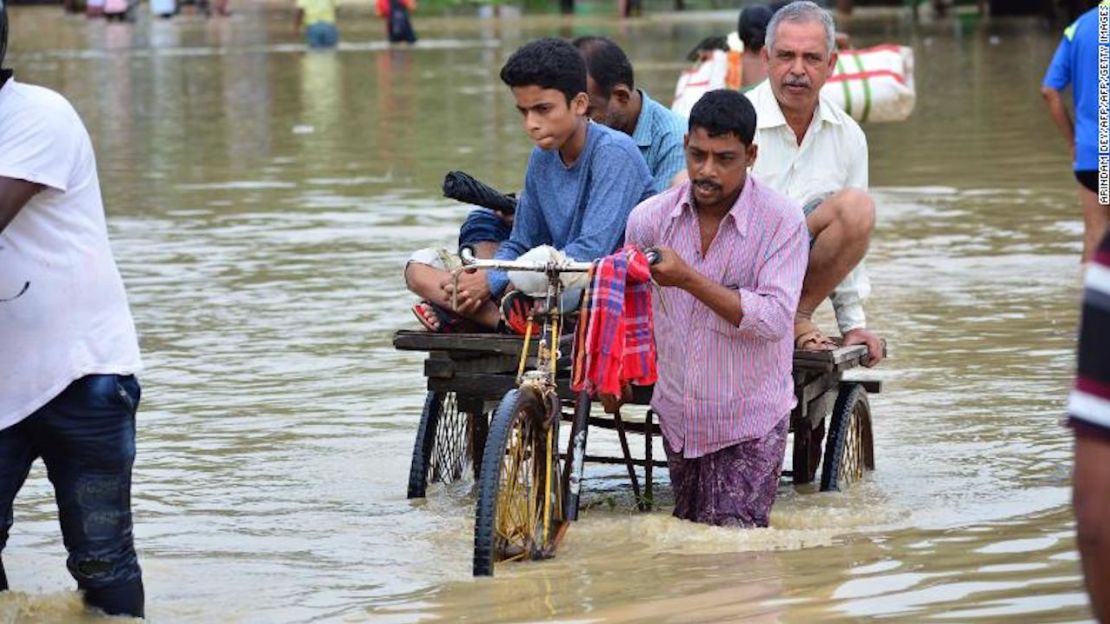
[[459, 247, 593, 273], [458, 247, 661, 273]]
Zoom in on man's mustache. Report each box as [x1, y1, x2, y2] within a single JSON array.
[[783, 76, 811, 88], [693, 179, 721, 191]]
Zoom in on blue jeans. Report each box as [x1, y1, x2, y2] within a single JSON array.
[[455, 208, 584, 311], [306, 22, 339, 48], [0, 374, 144, 618], [459, 208, 512, 249]]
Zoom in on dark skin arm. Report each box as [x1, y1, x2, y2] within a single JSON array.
[[1041, 86, 1075, 160], [1074, 430, 1110, 622], [843, 328, 883, 367], [0, 177, 43, 233], [651, 245, 743, 325]]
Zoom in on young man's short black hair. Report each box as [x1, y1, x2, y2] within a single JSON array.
[[500, 38, 588, 104], [688, 90, 757, 146], [571, 36, 635, 96]]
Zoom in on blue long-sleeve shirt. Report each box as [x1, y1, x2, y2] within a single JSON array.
[[487, 121, 654, 296]]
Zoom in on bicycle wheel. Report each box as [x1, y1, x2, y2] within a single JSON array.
[[406, 391, 474, 499], [820, 383, 875, 492], [473, 387, 563, 577]]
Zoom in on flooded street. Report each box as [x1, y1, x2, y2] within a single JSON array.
[[0, 5, 1094, 622]]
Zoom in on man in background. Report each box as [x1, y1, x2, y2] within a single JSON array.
[[573, 36, 686, 193], [737, 5, 774, 89], [294, 0, 339, 48], [1042, 0, 1109, 264]]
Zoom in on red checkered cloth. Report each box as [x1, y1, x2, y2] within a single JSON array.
[[572, 245, 657, 397]]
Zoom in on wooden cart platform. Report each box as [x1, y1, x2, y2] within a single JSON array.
[[395, 330, 882, 504]]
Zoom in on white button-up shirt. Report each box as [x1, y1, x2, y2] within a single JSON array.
[[747, 81, 871, 333]]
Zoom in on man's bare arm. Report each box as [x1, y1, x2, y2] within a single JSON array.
[[650, 246, 743, 325], [0, 177, 43, 233], [1074, 430, 1110, 622], [1041, 87, 1075, 155]]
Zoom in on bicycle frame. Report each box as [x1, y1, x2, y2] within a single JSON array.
[[459, 247, 593, 541], [458, 247, 592, 393], [459, 246, 658, 526]]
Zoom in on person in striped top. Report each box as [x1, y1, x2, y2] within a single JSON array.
[[625, 89, 808, 527], [1070, 228, 1110, 621]]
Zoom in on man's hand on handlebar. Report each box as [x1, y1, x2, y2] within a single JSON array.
[[645, 246, 691, 288]]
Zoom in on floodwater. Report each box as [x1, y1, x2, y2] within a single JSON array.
[[0, 4, 1094, 622]]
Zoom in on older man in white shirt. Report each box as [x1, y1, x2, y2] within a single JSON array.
[[747, 0, 882, 365]]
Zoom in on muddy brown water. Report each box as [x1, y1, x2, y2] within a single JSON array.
[[0, 6, 1093, 622]]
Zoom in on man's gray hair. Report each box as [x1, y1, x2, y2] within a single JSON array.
[[765, 1, 836, 55]]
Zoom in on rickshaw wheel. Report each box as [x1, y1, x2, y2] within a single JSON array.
[[406, 391, 474, 499], [473, 387, 563, 577], [820, 383, 875, 492]]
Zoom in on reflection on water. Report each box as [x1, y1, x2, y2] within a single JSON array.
[[0, 6, 1092, 623]]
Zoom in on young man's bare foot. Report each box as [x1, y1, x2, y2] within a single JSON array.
[[412, 301, 480, 333]]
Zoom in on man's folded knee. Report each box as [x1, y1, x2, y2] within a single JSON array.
[[404, 248, 450, 289], [832, 189, 875, 235], [406, 247, 443, 269]]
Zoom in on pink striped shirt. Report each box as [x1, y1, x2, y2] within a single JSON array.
[[626, 175, 808, 459]]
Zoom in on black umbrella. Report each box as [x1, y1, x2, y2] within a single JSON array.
[[442, 171, 517, 215]]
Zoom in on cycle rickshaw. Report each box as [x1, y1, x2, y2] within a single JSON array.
[[395, 247, 882, 577]]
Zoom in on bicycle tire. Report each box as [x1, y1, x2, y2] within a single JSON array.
[[473, 387, 562, 576], [406, 391, 443, 499], [406, 391, 474, 498], [820, 383, 875, 492]]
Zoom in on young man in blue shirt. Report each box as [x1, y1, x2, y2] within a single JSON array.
[[1042, 0, 1110, 263], [405, 38, 653, 330]]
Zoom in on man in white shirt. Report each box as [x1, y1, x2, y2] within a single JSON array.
[[748, 1, 883, 365], [0, 4, 144, 616]]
